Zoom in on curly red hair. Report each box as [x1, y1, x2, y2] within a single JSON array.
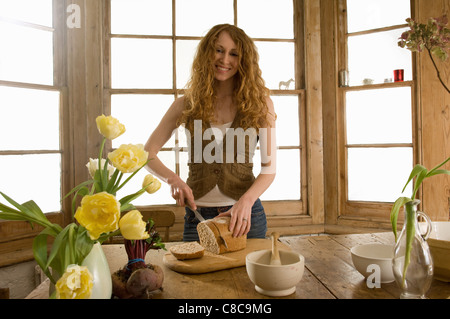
[[178, 24, 272, 131]]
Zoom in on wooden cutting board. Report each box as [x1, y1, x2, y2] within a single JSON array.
[[163, 238, 290, 274]]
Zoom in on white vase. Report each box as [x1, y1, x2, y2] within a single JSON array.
[[81, 242, 112, 299]]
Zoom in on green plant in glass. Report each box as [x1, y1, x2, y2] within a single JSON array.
[[390, 156, 450, 279]]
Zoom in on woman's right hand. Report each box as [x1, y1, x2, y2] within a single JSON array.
[[167, 175, 196, 210], [144, 96, 196, 209]]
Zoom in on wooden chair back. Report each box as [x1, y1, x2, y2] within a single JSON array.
[[141, 210, 175, 242]]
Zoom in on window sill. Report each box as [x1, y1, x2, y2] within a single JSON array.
[[339, 80, 413, 91]]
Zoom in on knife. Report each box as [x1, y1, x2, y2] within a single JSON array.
[[191, 207, 205, 222], [210, 220, 229, 249]]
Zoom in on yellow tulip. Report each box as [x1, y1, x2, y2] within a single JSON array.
[[55, 264, 93, 299], [96, 114, 125, 140], [142, 174, 161, 194], [74, 192, 121, 240], [119, 210, 149, 240], [108, 144, 148, 173]]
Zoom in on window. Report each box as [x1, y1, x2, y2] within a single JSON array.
[[0, 0, 64, 213], [106, 0, 306, 213], [338, 0, 414, 218]]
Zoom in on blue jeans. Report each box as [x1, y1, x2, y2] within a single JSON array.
[[183, 198, 267, 241]]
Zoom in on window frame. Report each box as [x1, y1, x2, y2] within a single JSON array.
[[102, 0, 309, 217], [0, 0, 325, 266], [0, 0, 69, 267], [335, 0, 418, 223]]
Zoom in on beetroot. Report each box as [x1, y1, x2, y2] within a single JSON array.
[[126, 266, 164, 296], [112, 264, 164, 299], [111, 219, 166, 299]]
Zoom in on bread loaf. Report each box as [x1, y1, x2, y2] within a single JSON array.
[[169, 241, 205, 260], [197, 216, 246, 254]]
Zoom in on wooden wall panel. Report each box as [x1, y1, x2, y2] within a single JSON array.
[[321, 0, 339, 226], [65, 0, 104, 216], [417, 0, 450, 221], [304, 0, 325, 225]]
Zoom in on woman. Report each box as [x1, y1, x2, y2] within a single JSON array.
[[144, 24, 276, 241]]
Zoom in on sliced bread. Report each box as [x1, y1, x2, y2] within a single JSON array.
[[197, 216, 246, 254], [169, 241, 205, 260]]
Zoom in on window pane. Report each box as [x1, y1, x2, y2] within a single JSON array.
[[346, 88, 412, 144], [0, 86, 60, 150], [176, 0, 233, 36], [110, 0, 172, 35], [0, 22, 53, 85], [0, 0, 53, 27], [117, 151, 175, 206], [254, 149, 300, 200], [347, 0, 410, 33], [256, 41, 295, 90], [348, 28, 412, 85], [176, 40, 200, 89], [272, 95, 299, 147], [111, 94, 175, 148], [0, 154, 61, 212], [347, 148, 413, 202], [238, 0, 293, 38], [111, 38, 172, 89]]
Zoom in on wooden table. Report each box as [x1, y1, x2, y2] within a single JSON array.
[[26, 232, 450, 299]]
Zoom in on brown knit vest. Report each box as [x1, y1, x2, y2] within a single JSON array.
[[185, 114, 258, 201]]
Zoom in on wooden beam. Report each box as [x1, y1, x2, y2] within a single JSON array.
[[304, 0, 325, 224]]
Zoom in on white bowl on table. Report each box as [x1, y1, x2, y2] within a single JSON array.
[[350, 243, 395, 283], [246, 249, 305, 297]]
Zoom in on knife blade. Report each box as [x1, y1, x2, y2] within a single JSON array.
[[191, 208, 205, 222], [209, 220, 229, 249]]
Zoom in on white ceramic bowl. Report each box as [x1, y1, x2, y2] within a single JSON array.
[[350, 243, 395, 283], [246, 249, 305, 297]]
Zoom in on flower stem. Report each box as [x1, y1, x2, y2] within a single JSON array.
[[98, 138, 107, 189], [124, 239, 148, 275], [427, 48, 450, 94], [402, 204, 417, 285]]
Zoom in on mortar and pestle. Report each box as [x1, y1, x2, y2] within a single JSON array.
[[245, 232, 305, 297]]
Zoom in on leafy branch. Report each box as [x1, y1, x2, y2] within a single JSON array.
[[399, 15, 450, 93]]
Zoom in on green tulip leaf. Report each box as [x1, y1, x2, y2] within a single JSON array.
[[32, 232, 56, 284], [390, 197, 412, 242]]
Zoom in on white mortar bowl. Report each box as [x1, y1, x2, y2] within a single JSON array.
[[350, 243, 395, 283], [246, 249, 305, 297]]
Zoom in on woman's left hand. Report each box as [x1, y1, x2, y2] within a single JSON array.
[[217, 198, 252, 237]]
